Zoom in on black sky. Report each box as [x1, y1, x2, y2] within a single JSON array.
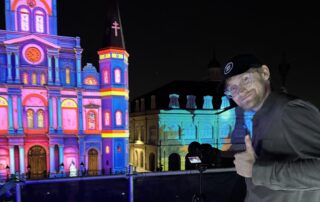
[[0, 1, 319, 106]]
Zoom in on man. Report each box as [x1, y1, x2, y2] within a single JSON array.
[[223, 54, 320, 201]]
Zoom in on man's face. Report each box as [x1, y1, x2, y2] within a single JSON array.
[[224, 65, 270, 111]]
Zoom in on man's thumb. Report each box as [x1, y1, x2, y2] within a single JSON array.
[[245, 135, 254, 153]]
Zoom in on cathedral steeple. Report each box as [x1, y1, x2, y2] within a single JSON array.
[[102, 0, 125, 50]]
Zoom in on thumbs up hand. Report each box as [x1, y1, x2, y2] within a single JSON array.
[[234, 135, 257, 178]]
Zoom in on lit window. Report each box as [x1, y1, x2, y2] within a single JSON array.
[[35, 10, 44, 33], [66, 68, 70, 84], [103, 70, 109, 84], [84, 77, 97, 85], [23, 73, 28, 84], [104, 112, 110, 126], [20, 8, 30, 31], [125, 110, 128, 127], [40, 73, 45, 85], [37, 110, 44, 128], [27, 109, 34, 128], [105, 146, 110, 154], [115, 110, 122, 126], [32, 73, 36, 85], [124, 69, 128, 85], [117, 144, 121, 153], [114, 69, 121, 83], [87, 111, 96, 130]]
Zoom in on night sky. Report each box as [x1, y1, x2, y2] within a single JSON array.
[[0, 1, 319, 106]]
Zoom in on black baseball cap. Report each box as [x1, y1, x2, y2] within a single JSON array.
[[223, 54, 262, 80], [216, 54, 262, 94]]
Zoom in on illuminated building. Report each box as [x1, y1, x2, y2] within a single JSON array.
[[0, 0, 128, 178], [129, 64, 254, 172]]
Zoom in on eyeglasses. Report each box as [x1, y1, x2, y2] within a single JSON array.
[[224, 71, 254, 99]]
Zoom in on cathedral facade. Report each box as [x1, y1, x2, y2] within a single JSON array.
[[0, 0, 129, 178]]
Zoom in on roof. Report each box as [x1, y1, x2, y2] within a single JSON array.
[[130, 80, 226, 111]]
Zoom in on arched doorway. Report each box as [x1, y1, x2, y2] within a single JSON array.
[[28, 146, 47, 179], [169, 153, 181, 171], [149, 153, 155, 171], [88, 148, 98, 176]]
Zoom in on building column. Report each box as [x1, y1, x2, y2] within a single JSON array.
[[59, 145, 64, 165], [54, 56, 60, 84], [75, 49, 82, 87], [48, 56, 53, 85], [48, 96, 54, 133], [77, 92, 83, 134], [57, 97, 62, 132], [79, 137, 85, 164], [8, 95, 14, 133], [17, 96, 23, 133], [49, 145, 55, 173], [7, 52, 12, 82], [14, 53, 20, 83], [19, 146, 25, 174], [9, 146, 15, 174]]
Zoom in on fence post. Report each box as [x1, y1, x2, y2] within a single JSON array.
[[15, 183, 21, 202], [128, 165, 134, 202]]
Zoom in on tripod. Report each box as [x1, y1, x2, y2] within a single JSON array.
[[192, 164, 207, 202]]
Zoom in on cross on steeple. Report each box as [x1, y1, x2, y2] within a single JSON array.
[[112, 21, 120, 37]]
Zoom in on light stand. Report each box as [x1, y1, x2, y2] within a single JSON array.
[[192, 163, 207, 202], [188, 156, 207, 202]]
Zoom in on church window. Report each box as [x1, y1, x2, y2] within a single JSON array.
[[40, 73, 45, 85], [115, 110, 122, 126], [37, 110, 44, 128], [125, 110, 128, 127], [32, 73, 36, 85], [19, 8, 30, 31], [66, 68, 70, 84], [103, 70, 109, 84], [87, 111, 96, 130], [27, 109, 34, 128], [124, 69, 128, 85], [104, 111, 111, 126], [35, 10, 45, 33], [84, 77, 97, 85], [114, 68, 121, 83], [23, 73, 28, 84]]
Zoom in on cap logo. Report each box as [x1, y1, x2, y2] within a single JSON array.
[[224, 62, 233, 75]]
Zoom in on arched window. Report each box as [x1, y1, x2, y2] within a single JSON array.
[[34, 10, 45, 33], [23, 73, 28, 84], [87, 111, 96, 130], [115, 110, 122, 126], [104, 111, 110, 126], [84, 77, 97, 85], [114, 68, 121, 83], [40, 73, 45, 85], [125, 110, 129, 127], [19, 8, 30, 31], [27, 109, 34, 128], [37, 110, 44, 128], [125, 69, 128, 85], [103, 70, 109, 84], [32, 73, 36, 85], [66, 67, 70, 84]]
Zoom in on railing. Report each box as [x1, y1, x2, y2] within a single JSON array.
[[1, 166, 247, 202]]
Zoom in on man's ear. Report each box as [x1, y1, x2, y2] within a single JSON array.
[[261, 65, 270, 80]]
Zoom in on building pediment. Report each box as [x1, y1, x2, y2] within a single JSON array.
[[3, 34, 60, 49]]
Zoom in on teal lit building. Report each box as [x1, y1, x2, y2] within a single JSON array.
[[129, 79, 254, 172]]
